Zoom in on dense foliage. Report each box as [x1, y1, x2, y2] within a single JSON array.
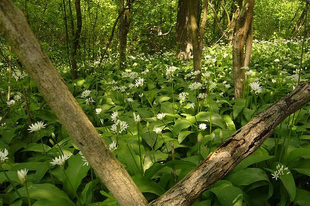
[[0, 0, 309, 205]]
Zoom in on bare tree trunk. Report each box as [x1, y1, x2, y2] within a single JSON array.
[[176, 0, 200, 60], [62, 0, 72, 71], [232, 0, 255, 98], [190, 0, 208, 81], [7, 46, 12, 102], [149, 81, 310, 206], [118, 0, 131, 69], [291, 1, 309, 37], [0, 1, 148, 205]]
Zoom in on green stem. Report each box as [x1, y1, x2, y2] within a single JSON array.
[[125, 142, 140, 173], [0, 165, 23, 199], [137, 123, 143, 175], [25, 182, 32, 206], [63, 168, 83, 206], [40, 137, 55, 185]]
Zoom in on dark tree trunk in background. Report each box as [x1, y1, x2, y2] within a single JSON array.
[[232, 0, 255, 98], [118, 0, 131, 69], [176, 0, 200, 60], [70, 0, 82, 79], [292, 0, 309, 37]]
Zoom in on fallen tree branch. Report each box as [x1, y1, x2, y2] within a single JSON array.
[[0, 1, 147, 206], [149, 81, 310, 205]]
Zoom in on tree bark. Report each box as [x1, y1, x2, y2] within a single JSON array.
[[149, 81, 310, 206], [190, 0, 208, 81], [0, 1, 148, 206], [176, 0, 200, 60], [291, 0, 309, 37], [118, 0, 131, 69], [232, 0, 255, 98]]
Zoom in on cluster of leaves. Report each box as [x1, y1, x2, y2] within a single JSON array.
[[0, 38, 309, 206]]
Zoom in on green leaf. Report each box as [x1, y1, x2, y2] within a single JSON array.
[[173, 119, 192, 135], [223, 115, 236, 131], [234, 151, 274, 171], [243, 108, 256, 121], [208, 180, 243, 206], [157, 96, 171, 103], [290, 159, 310, 177], [286, 148, 310, 163], [23, 143, 51, 153], [178, 131, 193, 143], [280, 170, 296, 202], [226, 168, 269, 186], [18, 183, 74, 206], [132, 175, 165, 196], [64, 154, 90, 197], [293, 189, 310, 206], [196, 112, 226, 129], [233, 99, 246, 119]]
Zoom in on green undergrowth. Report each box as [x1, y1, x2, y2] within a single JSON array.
[[0, 38, 309, 206]]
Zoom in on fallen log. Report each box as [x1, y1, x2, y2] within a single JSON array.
[[149, 82, 310, 206]]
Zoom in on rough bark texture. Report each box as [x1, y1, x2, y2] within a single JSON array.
[[0, 1, 148, 206], [70, 0, 82, 79], [149, 81, 310, 206], [232, 0, 255, 98], [176, 0, 200, 60], [190, 0, 208, 81], [118, 0, 130, 69]]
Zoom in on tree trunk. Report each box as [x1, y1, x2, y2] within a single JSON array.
[[190, 0, 208, 81], [118, 0, 130, 69], [232, 0, 255, 98], [149, 81, 310, 206], [176, 0, 200, 60], [291, 1, 309, 37], [0, 1, 148, 205], [70, 0, 82, 79]]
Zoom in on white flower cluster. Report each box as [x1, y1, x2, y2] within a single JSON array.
[[109, 141, 118, 151], [202, 71, 211, 78], [135, 77, 144, 87], [6, 100, 15, 106], [133, 112, 141, 122], [12, 70, 27, 81], [50, 153, 72, 166], [178, 92, 189, 103], [85, 97, 95, 105], [166, 66, 177, 79], [153, 127, 162, 134], [17, 169, 28, 184], [0, 148, 9, 163], [271, 164, 290, 180], [79, 151, 89, 166], [157, 113, 166, 120], [185, 70, 200, 80], [14, 94, 22, 101], [95, 108, 102, 115], [81, 90, 91, 98], [188, 82, 202, 90], [249, 81, 262, 94], [122, 71, 139, 80], [198, 93, 207, 100], [199, 123, 207, 130], [28, 121, 46, 133], [110, 111, 128, 134]]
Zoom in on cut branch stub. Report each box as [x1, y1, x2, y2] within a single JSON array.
[[149, 81, 310, 206], [0, 1, 147, 206]]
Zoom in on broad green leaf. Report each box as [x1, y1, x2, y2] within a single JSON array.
[[290, 159, 310, 176], [208, 180, 243, 206], [23, 143, 51, 153], [234, 152, 274, 171], [18, 184, 74, 206], [223, 115, 236, 130], [243, 108, 256, 121], [64, 154, 90, 197], [226, 168, 269, 186], [196, 112, 226, 128], [80, 179, 99, 205], [157, 96, 171, 103], [178, 131, 193, 143], [280, 170, 296, 202], [132, 175, 165, 196], [173, 119, 192, 135], [233, 99, 246, 119], [293, 189, 310, 206], [286, 148, 310, 163]]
